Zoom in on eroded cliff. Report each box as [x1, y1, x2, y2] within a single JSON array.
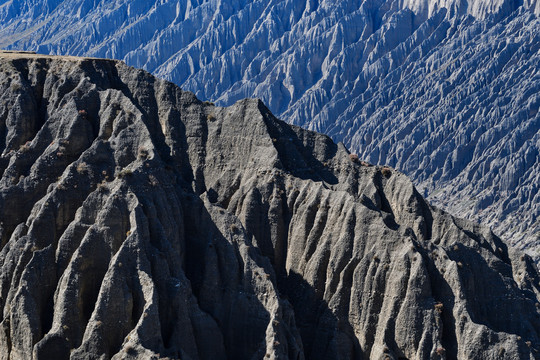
[[1, 0, 538, 256], [0, 52, 539, 359]]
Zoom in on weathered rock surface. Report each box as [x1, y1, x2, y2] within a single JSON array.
[[0, 52, 540, 359], [0, 0, 538, 257]]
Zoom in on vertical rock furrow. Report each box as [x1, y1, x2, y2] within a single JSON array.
[[0, 53, 539, 359]]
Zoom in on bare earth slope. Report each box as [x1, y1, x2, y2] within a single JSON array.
[[1, 52, 540, 359], [0, 0, 538, 256]]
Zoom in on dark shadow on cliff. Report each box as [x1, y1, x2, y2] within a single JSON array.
[[179, 186, 361, 359], [448, 243, 540, 343], [281, 270, 363, 360], [180, 191, 274, 359], [257, 100, 339, 185]]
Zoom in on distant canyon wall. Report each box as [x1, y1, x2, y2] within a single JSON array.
[[0, 0, 538, 255]]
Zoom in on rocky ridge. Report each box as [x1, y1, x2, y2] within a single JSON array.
[[0, 0, 538, 256], [0, 52, 540, 359]]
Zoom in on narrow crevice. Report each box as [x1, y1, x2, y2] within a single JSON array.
[[362, 257, 390, 357], [372, 171, 394, 215], [426, 255, 458, 359], [40, 292, 55, 338], [75, 263, 110, 352], [325, 210, 356, 298], [303, 207, 329, 264]]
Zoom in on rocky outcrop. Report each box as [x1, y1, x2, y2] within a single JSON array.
[[0, 52, 540, 359], [0, 0, 538, 257]]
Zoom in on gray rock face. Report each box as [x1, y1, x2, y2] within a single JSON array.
[[1, 52, 540, 359], [0, 0, 538, 257]]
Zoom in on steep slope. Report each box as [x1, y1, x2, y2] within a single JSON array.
[[1, 52, 540, 359], [0, 0, 538, 257]]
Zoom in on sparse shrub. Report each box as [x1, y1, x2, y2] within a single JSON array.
[[381, 166, 392, 178], [360, 160, 371, 167], [10, 82, 22, 91], [149, 174, 158, 186], [78, 109, 88, 116], [434, 302, 443, 313], [137, 146, 149, 159], [453, 244, 459, 251], [349, 154, 359, 163], [76, 162, 89, 174], [207, 114, 216, 122], [457, 261, 463, 268], [126, 230, 131, 237], [526, 341, 532, 347], [203, 100, 215, 106], [118, 168, 133, 178], [19, 141, 31, 153], [230, 224, 238, 233], [97, 180, 108, 192], [436, 347, 445, 355]]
